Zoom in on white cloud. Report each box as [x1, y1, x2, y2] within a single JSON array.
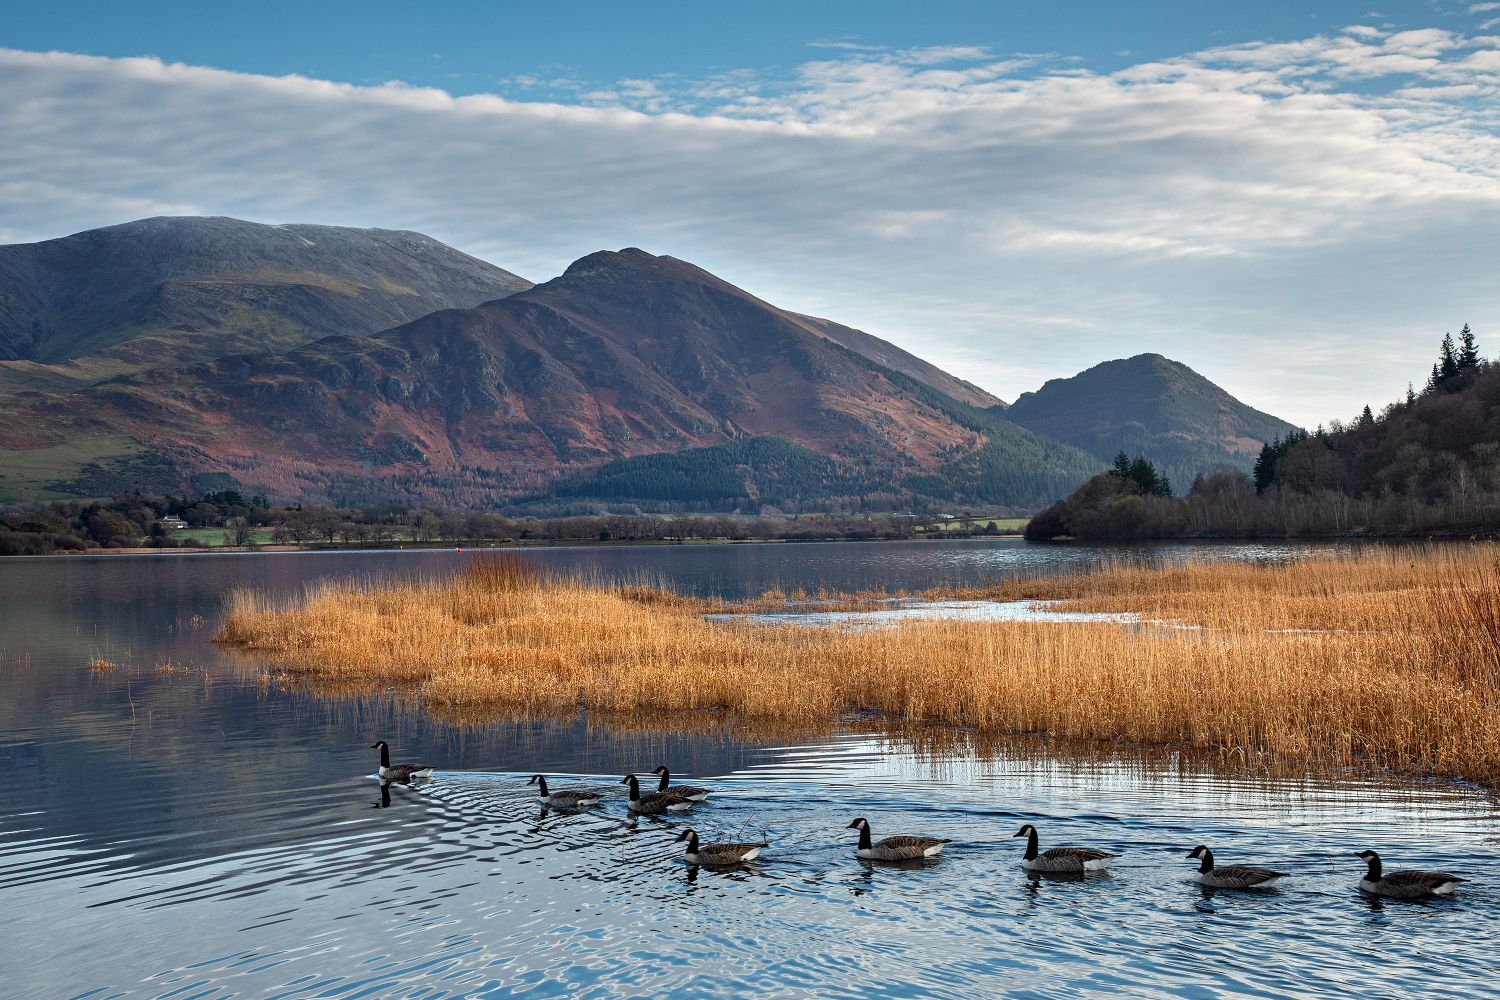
[[1, 33, 1499, 427]]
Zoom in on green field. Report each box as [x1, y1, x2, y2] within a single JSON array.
[[161, 527, 278, 547], [924, 517, 1029, 532]]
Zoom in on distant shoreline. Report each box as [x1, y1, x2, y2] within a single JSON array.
[[8, 533, 1031, 558]]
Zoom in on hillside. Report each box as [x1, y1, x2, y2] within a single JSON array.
[[1005, 353, 1295, 488], [790, 312, 1003, 409], [0, 246, 1099, 508], [0, 216, 534, 372], [1027, 350, 1499, 540]]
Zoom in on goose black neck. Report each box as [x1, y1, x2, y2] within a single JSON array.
[[683, 831, 699, 854], [857, 825, 872, 850], [1364, 854, 1382, 881], [535, 775, 550, 797], [1197, 849, 1215, 874], [656, 769, 671, 792], [624, 775, 640, 801], [377, 743, 391, 768], [1023, 827, 1039, 861]]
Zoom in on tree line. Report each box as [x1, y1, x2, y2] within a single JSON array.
[[0, 489, 940, 555], [1028, 327, 1499, 539]]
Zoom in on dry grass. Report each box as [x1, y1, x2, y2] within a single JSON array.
[[216, 547, 1500, 784]]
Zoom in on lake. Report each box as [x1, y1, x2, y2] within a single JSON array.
[[2, 539, 1495, 998]]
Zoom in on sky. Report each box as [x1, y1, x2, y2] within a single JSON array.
[[4, 1, 1500, 427]]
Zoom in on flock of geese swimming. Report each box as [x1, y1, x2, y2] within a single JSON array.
[[370, 741, 1468, 900]]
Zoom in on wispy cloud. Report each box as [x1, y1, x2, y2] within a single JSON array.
[[2, 25, 1499, 426]]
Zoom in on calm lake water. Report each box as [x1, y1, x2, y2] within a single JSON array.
[[2, 539, 1496, 998]]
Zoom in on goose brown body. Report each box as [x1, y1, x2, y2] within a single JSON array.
[[528, 774, 602, 809], [652, 765, 710, 802], [1187, 846, 1287, 889], [1357, 851, 1464, 898], [621, 773, 696, 814], [847, 817, 951, 861], [1013, 824, 1116, 872], [676, 829, 766, 866], [371, 741, 433, 782]]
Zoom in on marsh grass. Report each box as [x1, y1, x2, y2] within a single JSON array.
[[218, 547, 1500, 784]]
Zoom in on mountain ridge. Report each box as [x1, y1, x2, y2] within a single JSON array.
[[1, 243, 1099, 507], [0, 215, 535, 369]]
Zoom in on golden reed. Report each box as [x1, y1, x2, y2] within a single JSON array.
[[216, 546, 1500, 784]]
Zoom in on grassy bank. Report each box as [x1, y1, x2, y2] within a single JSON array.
[[216, 547, 1500, 784]]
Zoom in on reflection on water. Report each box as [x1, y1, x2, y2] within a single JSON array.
[[709, 598, 1138, 627], [1, 540, 1495, 998]]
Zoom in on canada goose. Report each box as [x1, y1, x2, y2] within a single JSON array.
[[651, 765, 710, 801], [1186, 845, 1287, 889], [846, 817, 951, 861], [1012, 823, 1116, 873], [370, 740, 434, 782], [675, 828, 766, 866], [1356, 850, 1464, 898], [528, 774, 602, 809], [620, 773, 695, 814]]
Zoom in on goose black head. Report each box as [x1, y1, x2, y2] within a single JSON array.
[[675, 828, 697, 842], [847, 818, 869, 830], [1356, 850, 1381, 864], [1013, 824, 1036, 838], [651, 765, 669, 775], [619, 773, 637, 785], [370, 740, 388, 749], [1186, 845, 1210, 860], [527, 774, 542, 786]]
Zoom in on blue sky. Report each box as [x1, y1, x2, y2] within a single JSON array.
[[3, 2, 1479, 101], [4, 1, 1500, 425]]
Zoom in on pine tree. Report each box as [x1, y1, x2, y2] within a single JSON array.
[[1253, 439, 1277, 493], [1458, 323, 1479, 369], [1405, 382, 1416, 406], [1359, 404, 1374, 427], [1427, 363, 1442, 392], [1109, 451, 1133, 479], [1440, 332, 1459, 381]]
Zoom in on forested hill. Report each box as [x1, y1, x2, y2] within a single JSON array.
[[1026, 330, 1498, 539]]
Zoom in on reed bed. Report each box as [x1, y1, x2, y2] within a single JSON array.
[[217, 547, 1500, 784]]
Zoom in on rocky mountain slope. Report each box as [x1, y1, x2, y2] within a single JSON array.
[[1, 246, 1098, 508], [0, 216, 534, 370]]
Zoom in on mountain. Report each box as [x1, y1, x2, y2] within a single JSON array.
[[0, 246, 1099, 508], [1004, 353, 1295, 490], [0, 216, 533, 370], [790, 312, 1003, 410]]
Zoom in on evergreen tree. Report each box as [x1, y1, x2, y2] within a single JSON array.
[[1109, 451, 1133, 479], [1359, 405, 1374, 427], [1458, 323, 1479, 369], [1253, 438, 1278, 493], [1427, 363, 1442, 392], [1405, 382, 1416, 406], [1440, 332, 1459, 381]]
